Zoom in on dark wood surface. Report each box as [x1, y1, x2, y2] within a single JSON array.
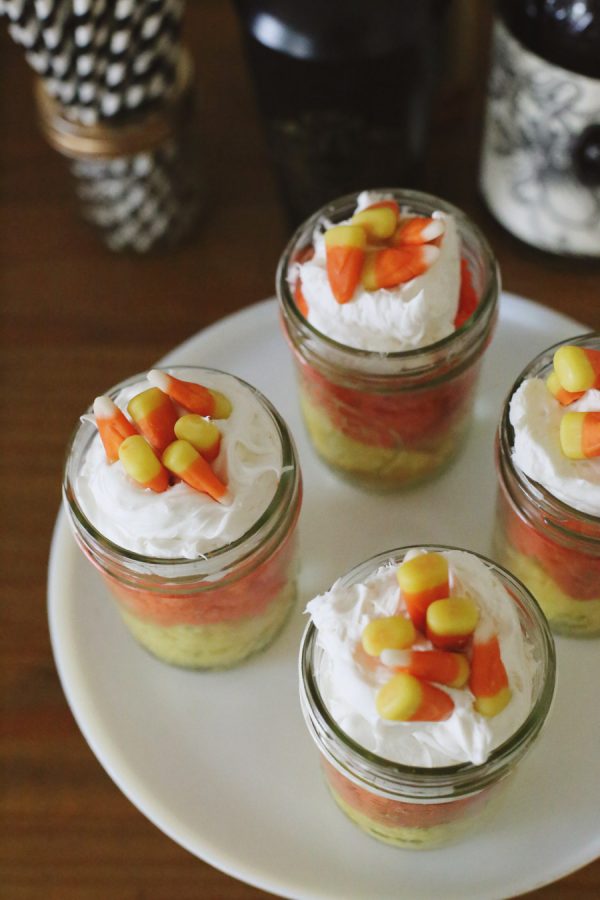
[[2, 2, 599, 898]]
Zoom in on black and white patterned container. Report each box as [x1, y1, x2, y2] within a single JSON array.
[[35, 48, 201, 252], [480, 18, 600, 257]]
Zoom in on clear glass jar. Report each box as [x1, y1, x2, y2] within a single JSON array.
[[299, 547, 555, 849], [277, 188, 499, 490], [494, 334, 600, 637], [63, 368, 302, 669]]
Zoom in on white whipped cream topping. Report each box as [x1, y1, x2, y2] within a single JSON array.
[[306, 549, 536, 767], [296, 191, 461, 352], [510, 378, 600, 516], [75, 370, 283, 558]]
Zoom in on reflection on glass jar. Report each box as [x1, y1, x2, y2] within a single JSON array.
[[63, 368, 302, 668], [277, 188, 499, 491], [494, 335, 600, 637]]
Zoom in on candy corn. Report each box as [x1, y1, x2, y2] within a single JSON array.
[[162, 440, 229, 503], [380, 648, 470, 689], [546, 370, 585, 406], [469, 634, 512, 718], [396, 553, 450, 632], [174, 414, 222, 462], [351, 201, 399, 241], [553, 345, 600, 393], [392, 216, 445, 246], [147, 370, 232, 420], [294, 277, 309, 317], [376, 672, 454, 722], [560, 411, 600, 459], [361, 615, 416, 657], [93, 396, 137, 462], [426, 596, 479, 651], [454, 258, 478, 329], [118, 435, 169, 493], [362, 244, 439, 291], [127, 387, 178, 455], [324, 224, 366, 304]]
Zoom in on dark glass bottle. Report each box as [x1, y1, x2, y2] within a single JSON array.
[[233, 0, 447, 226], [480, 1, 600, 256]]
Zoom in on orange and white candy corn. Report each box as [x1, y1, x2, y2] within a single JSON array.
[[360, 615, 416, 658], [426, 596, 479, 651], [469, 633, 512, 718], [392, 216, 445, 246], [396, 552, 450, 632], [351, 200, 399, 241], [127, 387, 178, 455], [93, 396, 137, 463], [560, 411, 600, 459], [147, 370, 232, 420], [361, 244, 439, 291], [380, 648, 470, 689], [553, 345, 600, 393], [324, 224, 366, 304], [118, 435, 169, 493], [162, 440, 229, 503], [376, 672, 454, 722], [174, 414, 222, 462], [546, 370, 584, 406]]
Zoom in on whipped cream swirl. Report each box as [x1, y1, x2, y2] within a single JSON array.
[[75, 370, 283, 558], [306, 549, 536, 767], [510, 378, 600, 516], [296, 191, 461, 352]]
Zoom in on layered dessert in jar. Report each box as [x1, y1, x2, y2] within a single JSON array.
[[277, 189, 499, 489], [299, 547, 555, 848], [63, 367, 302, 668], [494, 334, 600, 636]]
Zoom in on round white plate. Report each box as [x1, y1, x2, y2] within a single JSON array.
[[48, 294, 600, 900]]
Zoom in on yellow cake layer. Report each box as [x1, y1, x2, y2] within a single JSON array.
[[498, 542, 600, 637], [117, 581, 296, 668]]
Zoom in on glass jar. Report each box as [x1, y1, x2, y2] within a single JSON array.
[[63, 368, 302, 669], [494, 334, 600, 637], [277, 189, 499, 490], [299, 547, 555, 849]]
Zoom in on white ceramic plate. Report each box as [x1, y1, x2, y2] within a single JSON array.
[[48, 295, 600, 900]]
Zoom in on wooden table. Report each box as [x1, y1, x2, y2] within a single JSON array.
[[2, 2, 599, 898]]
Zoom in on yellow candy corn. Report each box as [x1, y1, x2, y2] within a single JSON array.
[[351, 200, 399, 241], [425, 596, 479, 650], [396, 553, 449, 631], [560, 411, 600, 460], [376, 672, 454, 722], [546, 371, 584, 406], [469, 635, 512, 718], [361, 615, 416, 657], [162, 440, 229, 503], [118, 435, 169, 493], [554, 346, 600, 393], [174, 414, 221, 462], [127, 387, 178, 454]]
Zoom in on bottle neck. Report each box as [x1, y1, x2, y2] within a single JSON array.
[[498, 0, 600, 78]]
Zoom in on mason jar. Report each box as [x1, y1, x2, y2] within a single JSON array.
[[299, 547, 555, 849], [277, 188, 499, 490], [63, 368, 302, 668], [494, 334, 600, 637]]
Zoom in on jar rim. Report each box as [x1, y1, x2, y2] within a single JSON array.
[[276, 187, 500, 365], [299, 544, 556, 797], [499, 332, 600, 529], [62, 366, 300, 571]]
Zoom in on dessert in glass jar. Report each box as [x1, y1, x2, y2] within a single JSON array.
[[299, 546, 555, 848], [277, 189, 499, 489], [494, 334, 600, 636], [63, 367, 302, 668]]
